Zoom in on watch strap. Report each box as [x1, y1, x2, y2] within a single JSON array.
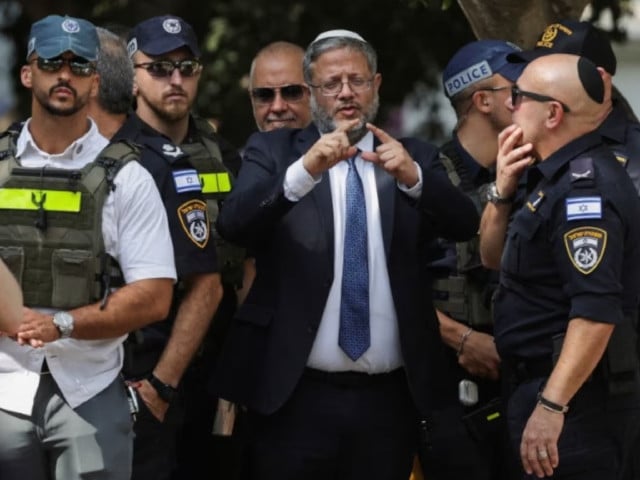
[[147, 373, 178, 403]]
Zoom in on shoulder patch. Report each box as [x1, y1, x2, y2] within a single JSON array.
[[563, 226, 607, 274], [173, 169, 202, 193], [178, 199, 209, 248], [566, 196, 601, 221]]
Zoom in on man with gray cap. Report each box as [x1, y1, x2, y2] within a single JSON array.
[[111, 14, 241, 480], [0, 14, 176, 480], [420, 39, 525, 480], [212, 28, 479, 479]]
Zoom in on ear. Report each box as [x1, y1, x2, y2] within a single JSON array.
[[20, 65, 32, 88], [545, 102, 564, 129], [132, 78, 139, 96], [472, 90, 491, 113]]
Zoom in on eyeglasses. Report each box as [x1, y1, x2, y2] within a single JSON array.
[[134, 59, 202, 78], [31, 56, 96, 77], [511, 85, 571, 113], [308, 76, 374, 96], [251, 84, 307, 104]]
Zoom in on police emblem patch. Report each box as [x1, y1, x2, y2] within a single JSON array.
[[178, 199, 209, 248], [563, 226, 607, 274]]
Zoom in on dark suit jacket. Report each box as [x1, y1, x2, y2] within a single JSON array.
[[214, 124, 479, 416]]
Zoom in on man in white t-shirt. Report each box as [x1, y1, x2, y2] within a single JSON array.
[[0, 14, 176, 480]]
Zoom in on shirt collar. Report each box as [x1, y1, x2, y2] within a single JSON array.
[[15, 117, 103, 161]]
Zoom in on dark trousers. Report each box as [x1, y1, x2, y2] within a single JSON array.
[[129, 388, 184, 480], [417, 347, 518, 480], [507, 376, 640, 480], [245, 368, 418, 480]]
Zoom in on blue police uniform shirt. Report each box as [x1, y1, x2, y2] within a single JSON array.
[[113, 114, 220, 280], [494, 131, 640, 360]]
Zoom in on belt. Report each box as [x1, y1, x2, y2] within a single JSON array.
[[303, 367, 404, 388]]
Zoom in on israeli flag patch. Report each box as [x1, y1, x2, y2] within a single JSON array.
[[173, 169, 202, 193], [566, 196, 602, 221]]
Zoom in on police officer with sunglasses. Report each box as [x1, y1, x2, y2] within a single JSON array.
[[111, 15, 242, 480]]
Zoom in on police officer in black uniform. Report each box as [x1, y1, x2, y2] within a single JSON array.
[[111, 15, 241, 480], [482, 53, 640, 479], [506, 19, 640, 195], [421, 39, 524, 480]]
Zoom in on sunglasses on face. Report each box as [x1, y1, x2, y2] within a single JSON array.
[[134, 59, 202, 78], [511, 85, 571, 113], [32, 56, 96, 77], [250, 84, 307, 104]]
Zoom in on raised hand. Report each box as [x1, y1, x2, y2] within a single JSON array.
[[361, 123, 419, 187], [303, 119, 360, 177], [495, 124, 534, 200]]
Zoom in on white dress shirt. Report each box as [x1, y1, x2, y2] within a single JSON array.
[[0, 118, 176, 414]]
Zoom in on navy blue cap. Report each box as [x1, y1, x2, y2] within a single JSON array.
[[507, 20, 617, 75], [127, 15, 201, 58], [443, 39, 525, 98], [27, 15, 98, 61]]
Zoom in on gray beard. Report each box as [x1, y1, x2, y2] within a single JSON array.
[[311, 94, 379, 145]]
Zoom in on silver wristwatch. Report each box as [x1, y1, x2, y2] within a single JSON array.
[[485, 181, 513, 205], [52, 311, 75, 339]]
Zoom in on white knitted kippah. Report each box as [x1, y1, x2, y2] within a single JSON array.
[[311, 29, 366, 44]]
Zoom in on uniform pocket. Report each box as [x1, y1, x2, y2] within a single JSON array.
[[51, 249, 94, 308]]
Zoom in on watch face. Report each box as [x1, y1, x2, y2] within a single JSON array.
[[53, 311, 74, 337]]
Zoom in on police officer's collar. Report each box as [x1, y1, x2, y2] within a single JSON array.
[[452, 133, 491, 186], [534, 130, 603, 181], [128, 113, 188, 162]]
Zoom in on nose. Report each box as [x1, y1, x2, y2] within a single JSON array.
[[336, 81, 355, 99], [168, 67, 184, 85], [270, 92, 288, 112]]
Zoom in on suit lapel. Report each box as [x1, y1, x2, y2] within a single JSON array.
[[297, 126, 335, 257], [375, 161, 395, 257]]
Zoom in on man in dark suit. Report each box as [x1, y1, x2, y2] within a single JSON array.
[[214, 29, 479, 480]]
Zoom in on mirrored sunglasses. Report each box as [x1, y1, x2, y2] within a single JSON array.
[[134, 59, 202, 78], [33, 56, 96, 77]]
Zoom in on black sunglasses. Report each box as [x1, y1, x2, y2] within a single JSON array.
[[32, 56, 96, 77], [250, 84, 307, 104], [134, 59, 202, 78], [511, 85, 571, 113]]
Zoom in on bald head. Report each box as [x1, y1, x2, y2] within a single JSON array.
[[521, 54, 605, 123], [249, 41, 311, 131]]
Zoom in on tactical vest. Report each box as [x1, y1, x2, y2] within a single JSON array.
[[180, 117, 245, 287], [0, 128, 134, 309], [432, 140, 494, 327]]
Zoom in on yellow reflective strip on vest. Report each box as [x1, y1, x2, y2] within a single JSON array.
[[0, 188, 82, 212], [199, 172, 231, 193]]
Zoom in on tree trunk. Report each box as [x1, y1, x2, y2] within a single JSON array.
[[457, 0, 592, 47]]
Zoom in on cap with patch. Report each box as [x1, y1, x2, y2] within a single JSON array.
[[27, 15, 98, 61], [127, 15, 201, 58], [311, 29, 367, 45], [442, 39, 525, 98], [507, 20, 617, 75]]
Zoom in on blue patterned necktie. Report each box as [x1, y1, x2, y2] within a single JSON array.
[[339, 155, 370, 361]]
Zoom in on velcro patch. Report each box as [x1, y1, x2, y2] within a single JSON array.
[[563, 226, 607, 274], [566, 196, 601, 221], [178, 199, 209, 248], [173, 169, 202, 193]]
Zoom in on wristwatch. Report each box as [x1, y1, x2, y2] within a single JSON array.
[[52, 311, 75, 339], [485, 181, 514, 205], [147, 373, 178, 403]]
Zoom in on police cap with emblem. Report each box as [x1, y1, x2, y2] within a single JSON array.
[[442, 39, 526, 99], [507, 19, 617, 75], [127, 15, 201, 58], [27, 15, 98, 62]]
